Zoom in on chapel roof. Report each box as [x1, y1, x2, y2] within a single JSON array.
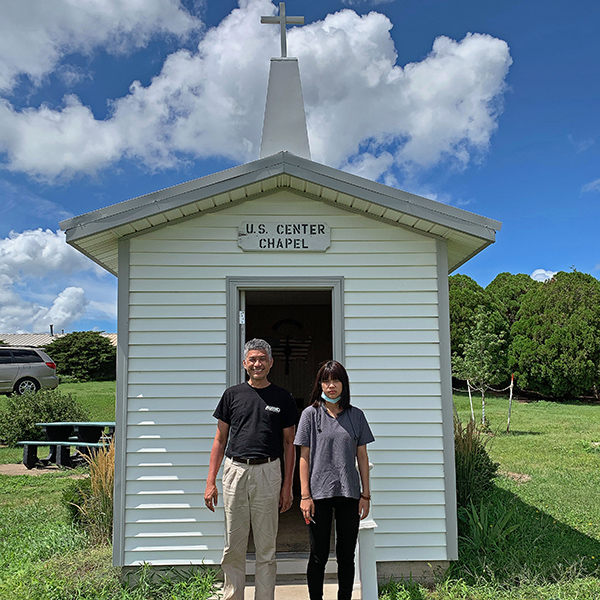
[[60, 151, 501, 276]]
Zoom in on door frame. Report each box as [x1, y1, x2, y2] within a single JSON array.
[[226, 276, 345, 388]]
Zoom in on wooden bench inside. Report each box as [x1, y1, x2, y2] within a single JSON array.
[[18, 440, 109, 469]]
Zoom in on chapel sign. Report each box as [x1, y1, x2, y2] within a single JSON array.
[[238, 222, 330, 251]]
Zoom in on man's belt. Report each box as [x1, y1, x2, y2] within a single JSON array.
[[231, 456, 276, 465]]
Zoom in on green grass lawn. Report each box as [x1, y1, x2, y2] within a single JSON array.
[[454, 393, 600, 542], [1, 385, 600, 598], [57, 380, 116, 421]]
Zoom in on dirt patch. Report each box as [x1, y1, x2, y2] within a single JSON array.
[[0, 462, 87, 478], [0, 462, 58, 476], [502, 471, 531, 484]]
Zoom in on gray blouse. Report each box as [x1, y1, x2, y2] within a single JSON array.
[[294, 404, 375, 500]]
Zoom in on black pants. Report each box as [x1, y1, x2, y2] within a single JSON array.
[[307, 496, 360, 600]]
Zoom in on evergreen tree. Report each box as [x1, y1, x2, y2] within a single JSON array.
[[486, 272, 538, 328], [510, 271, 600, 398], [45, 331, 116, 382], [449, 274, 496, 359]]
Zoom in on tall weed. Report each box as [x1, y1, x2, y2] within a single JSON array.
[[454, 417, 499, 510], [64, 439, 115, 545]]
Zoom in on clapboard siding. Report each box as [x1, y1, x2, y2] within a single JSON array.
[[121, 191, 452, 566]]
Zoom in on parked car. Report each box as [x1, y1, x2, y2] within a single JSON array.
[[0, 347, 59, 395]]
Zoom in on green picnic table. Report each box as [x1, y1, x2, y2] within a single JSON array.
[[18, 421, 115, 469]]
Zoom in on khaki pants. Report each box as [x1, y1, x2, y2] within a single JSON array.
[[221, 457, 281, 600]]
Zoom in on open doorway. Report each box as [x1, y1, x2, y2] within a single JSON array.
[[245, 289, 333, 553]]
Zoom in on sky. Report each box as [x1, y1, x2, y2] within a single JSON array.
[[0, 0, 598, 334]]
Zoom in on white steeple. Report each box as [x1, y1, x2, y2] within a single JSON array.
[[259, 3, 311, 159]]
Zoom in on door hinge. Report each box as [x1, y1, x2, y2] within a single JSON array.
[[239, 310, 245, 325]]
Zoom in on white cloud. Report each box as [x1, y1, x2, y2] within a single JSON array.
[[38, 287, 89, 332], [582, 178, 600, 193], [0, 229, 113, 332], [0, 96, 125, 179], [341, 151, 395, 181], [0, 229, 97, 278], [530, 269, 557, 282], [0, 0, 201, 92], [0, 0, 512, 183]]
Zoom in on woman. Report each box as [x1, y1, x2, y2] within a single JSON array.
[[294, 360, 375, 600]]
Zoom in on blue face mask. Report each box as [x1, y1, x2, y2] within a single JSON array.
[[321, 391, 340, 404]]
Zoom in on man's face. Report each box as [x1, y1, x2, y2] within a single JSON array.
[[243, 349, 273, 386]]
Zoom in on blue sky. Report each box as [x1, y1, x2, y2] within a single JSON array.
[[0, 0, 598, 334]]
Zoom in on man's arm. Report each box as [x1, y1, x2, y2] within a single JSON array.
[[279, 425, 296, 513], [204, 419, 229, 512]]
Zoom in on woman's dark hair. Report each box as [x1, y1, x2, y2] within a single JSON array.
[[309, 360, 351, 410]]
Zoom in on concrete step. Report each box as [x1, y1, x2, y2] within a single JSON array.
[[244, 581, 361, 599]]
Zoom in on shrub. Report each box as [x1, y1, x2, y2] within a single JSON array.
[[0, 388, 89, 447], [64, 439, 115, 545], [45, 331, 116, 382], [454, 417, 499, 510]]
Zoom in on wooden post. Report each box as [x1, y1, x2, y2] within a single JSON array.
[[467, 380, 475, 422], [507, 373, 514, 433]]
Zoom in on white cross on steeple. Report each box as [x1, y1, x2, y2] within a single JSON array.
[[261, 2, 304, 58]]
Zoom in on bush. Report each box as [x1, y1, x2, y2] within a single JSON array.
[[454, 417, 499, 510], [63, 440, 115, 545], [45, 331, 116, 382], [0, 388, 89, 447]]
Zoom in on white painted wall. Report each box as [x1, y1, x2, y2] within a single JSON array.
[[121, 190, 450, 566]]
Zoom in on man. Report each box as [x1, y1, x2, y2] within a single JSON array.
[[204, 338, 299, 600]]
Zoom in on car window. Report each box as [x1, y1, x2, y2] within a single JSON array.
[[11, 349, 44, 363], [0, 349, 13, 364]]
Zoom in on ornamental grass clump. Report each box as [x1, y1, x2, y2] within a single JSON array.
[[64, 439, 115, 545], [454, 417, 499, 510]]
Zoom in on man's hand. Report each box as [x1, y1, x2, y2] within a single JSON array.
[[279, 485, 293, 513], [204, 482, 219, 512], [204, 421, 229, 513]]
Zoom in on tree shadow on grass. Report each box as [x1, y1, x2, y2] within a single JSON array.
[[453, 485, 600, 586]]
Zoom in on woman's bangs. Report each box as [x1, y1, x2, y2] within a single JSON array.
[[321, 361, 345, 383]]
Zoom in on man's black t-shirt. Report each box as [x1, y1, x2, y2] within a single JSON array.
[[213, 382, 299, 459]]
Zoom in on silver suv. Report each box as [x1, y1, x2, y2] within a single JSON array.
[[0, 347, 59, 395]]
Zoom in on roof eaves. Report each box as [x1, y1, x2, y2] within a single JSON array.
[[61, 154, 288, 242], [61, 151, 501, 246], [281, 152, 502, 232], [279, 154, 500, 242]]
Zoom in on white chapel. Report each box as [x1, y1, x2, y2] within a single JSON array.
[[61, 3, 501, 584]]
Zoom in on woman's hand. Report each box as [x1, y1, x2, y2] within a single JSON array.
[[300, 497, 315, 524], [358, 496, 370, 520]]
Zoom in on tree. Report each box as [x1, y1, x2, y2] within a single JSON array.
[[453, 310, 508, 423], [510, 271, 600, 398], [449, 274, 496, 359], [44, 331, 116, 381], [486, 272, 539, 329]]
